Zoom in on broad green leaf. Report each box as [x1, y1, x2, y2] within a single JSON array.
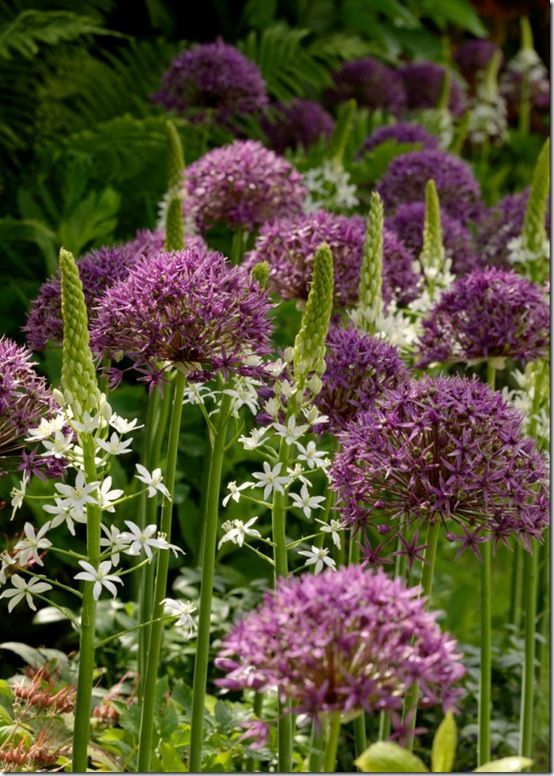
[[159, 742, 187, 772], [431, 712, 457, 772], [475, 757, 533, 772], [355, 741, 428, 772], [0, 642, 67, 669]]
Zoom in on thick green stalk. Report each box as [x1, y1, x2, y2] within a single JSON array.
[[72, 436, 101, 771], [402, 520, 440, 750], [137, 371, 187, 771], [188, 389, 233, 772], [308, 721, 326, 773], [230, 229, 245, 265], [518, 18, 533, 135], [509, 544, 523, 632], [347, 528, 367, 757], [519, 543, 538, 761], [478, 540, 492, 765], [322, 712, 342, 772]]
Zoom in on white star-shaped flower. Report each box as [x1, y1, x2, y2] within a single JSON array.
[[222, 480, 253, 507], [26, 414, 66, 442], [42, 431, 74, 458], [74, 560, 123, 600], [135, 465, 170, 500], [97, 432, 133, 456], [238, 428, 268, 451], [14, 523, 52, 566], [289, 485, 326, 518], [218, 517, 261, 549], [120, 521, 168, 561], [96, 477, 124, 512], [43, 499, 86, 535], [0, 575, 52, 611], [10, 474, 29, 520], [297, 546, 336, 575], [100, 524, 130, 566], [161, 598, 197, 638], [224, 378, 261, 417], [252, 462, 290, 501], [109, 414, 142, 434], [295, 441, 329, 470], [273, 416, 309, 445], [55, 472, 98, 515], [315, 518, 345, 549]]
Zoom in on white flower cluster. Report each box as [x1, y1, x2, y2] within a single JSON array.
[[418, 108, 454, 150], [468, 89, 508, 146], [303, 161, 359, 212], [501, 365, 550, 448], [501, 49, 550, 105], [507, 235, 550, 271]]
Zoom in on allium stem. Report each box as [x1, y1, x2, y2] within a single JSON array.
[[137, 371, 186, 771], [322, 712, 342, 772], [72, 435, 101, 772], [230, 229, 246, 265], [519, 541, 538, 762], [189, 387, 233, 772], [509, 544, 523, 632], [308, 721, 326, 772], [402, 519, 440, 750]]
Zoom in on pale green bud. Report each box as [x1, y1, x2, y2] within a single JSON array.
[[165, 196, 185, 251], [350, 191, 383, 334], [521, 138, 550, 282], [251, 260, 270, 288], [166, 120, 185, 193]]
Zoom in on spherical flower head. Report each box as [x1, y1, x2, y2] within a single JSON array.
[[215, 564, 465, 723], [244, 211, 420, 309], [0, 338, 55, 464], [363, 122, 439, 153], [387, 202, 483, 276], [417, 267, 549, 368], [399, 62, 467, 117], [152, 39, 267, 121], [325, 57, 406, 115], [454, 40, 500, 85], [316, 324, 409, 434], [376, 150, 482, 224], [262, 99, 335, 154], [331, 375, 549, 551], [185, 140, 307, 233], [90, 246, 273, 384]]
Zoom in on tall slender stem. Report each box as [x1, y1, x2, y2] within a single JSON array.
[[348, 533, 367, 756], [509, 543, 523, 632], [137, 371, 186, 772], [322, 712, 342, 772], [72, 435, 101, 772], [188, 388, 233, 772], [308, 719, 326, 773], [478, 540, 492, 765], [519, 541, 538, 761], [230, 229, 245, 265]]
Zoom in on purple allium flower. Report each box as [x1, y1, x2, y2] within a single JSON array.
[[262, 99, 335, 154], [387, 202, 483, 276], [363, 122, 439, 153], [331, 375, 549, 552], [325, 57, 406, 115], [0, 338, 55, 472], [398, 62, 467, 117], [376, 150, 482, 224], [152, 39, 267, 121], [185, 140, 307, 233], [244, 211, 420, 309], [90, 246, 273, 385], [316, 325, 409, 434], [454, 40, 500, 84], [215, 565, 465, 723], [417, 268, 549, 368]]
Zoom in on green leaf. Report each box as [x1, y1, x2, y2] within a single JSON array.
[[355, 741, 429, 772], [475, 757, 533, 772], [159, 742, 187, 772], [431, 712, 457, 772], [0, 642, 67, 669]]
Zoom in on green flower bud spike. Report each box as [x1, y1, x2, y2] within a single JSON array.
[[518, 17, 534, 134], [483, 49, 502, 95], [164, 121, 186, 251], [165, 196, 185, 251], [293, 242, 334, 397], [59, 247, 100, 419], [328, 99, 356, 166], [350, 191, 384, 334], [251, 260, 270, 289], [419, 180, 449, 299], [437, 68, 451, 111], [521, 138, 550, 283], [166, 120, 185, 193]]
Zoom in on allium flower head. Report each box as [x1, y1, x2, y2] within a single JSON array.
[[325, 57, 406, 115], [363, 122, 439, 153], [454, 40, 500, 85], [216, 565, 465, 722], [184, 140, 307, 233], [262, 99, 335, 154], [399, 62, 467, 117], [245, 211, 420, 309], [417, 268, 549, 368], [316, 325, 409, 433], [152, 39, 267, 121], [331, 375, 549, 552], [388, 201, 482, 276], [0, 338, 54, 470], [90, 246, 273, 385], [377, 150, 482, 224]]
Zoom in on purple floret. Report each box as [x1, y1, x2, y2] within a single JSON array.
[[376, 150, 482, 224], [152, 38, 267, 121], [399, 61, 467, 117], [387, 201, 483, 276], [216, 564, 465, 727], [363, 122, 439, 153], [331, 375, 549, 554], [244, 210, 420, 309], [417, 267, 549, 367], [325, 57, 406, 115], [316, 324, 409, 433], [454, 39, 500, 84], [262, 99, 335, 154], [90, 246, 273, 386], [185, 140, 307, 233]]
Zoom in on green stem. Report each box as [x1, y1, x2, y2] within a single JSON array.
[[519, 541, 538, 761], [246, 693, 263, 772], [136, 371, 186, 772], [188, 388, 233, 772], [402, 520, 440, 751], [509, 543, 523, 632], [322, 712, 342, 772], [478, 540, 492, 766], [71, 435, 101, 772], [230, 229, 245, 265], [346, 535, 366, 754], [308, 720, 326, 773]]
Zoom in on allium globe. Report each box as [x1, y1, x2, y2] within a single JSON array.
[[377, 150, 482, 224], [417, 268, 549, 368], [152, 39, 267, 121], [454, 39, 499, 85], [184, 140, 307, 233], [262, 99, 335, 154], [215, 565, 465, 722], [363, 122, 439, 153], [316, 325, 409, 433], [90, 246, 273, 385], [244, 211, 420, 309], [325, 57, 406, 115], [387, 201, 482, 276], [399, 62, 467, 117], [331, 376, 549, 553]]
